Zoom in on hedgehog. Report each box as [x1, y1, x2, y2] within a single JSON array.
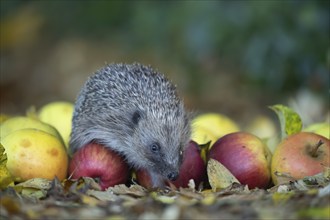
[[69, 63, 191, 187]]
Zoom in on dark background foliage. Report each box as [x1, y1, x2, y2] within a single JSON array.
[[1, 0, 329, 125]]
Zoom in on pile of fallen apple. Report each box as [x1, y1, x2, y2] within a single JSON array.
[[0, 102, 73, 184], [0, 102, 329, 191]]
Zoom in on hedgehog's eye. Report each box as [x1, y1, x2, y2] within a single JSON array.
[[179, 149, 184, 163], [132, 110, 141, 125], [150, 142, 161, 153]]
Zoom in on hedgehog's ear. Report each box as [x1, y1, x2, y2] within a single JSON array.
[[132, 110, 142, 125]]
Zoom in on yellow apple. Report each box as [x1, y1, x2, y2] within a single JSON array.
[[0, 116, 63, 142], [246, 116, 277, 139], [245, 115, 279, 153], [192, 113, 240, 139], [191, 126, 218, 146], [1, 129, 68, 182], [303, 122, 330, 139], [38, 101, 74, 148]]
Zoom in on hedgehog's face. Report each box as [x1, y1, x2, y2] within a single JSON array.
[[129, 108, 190, 181]]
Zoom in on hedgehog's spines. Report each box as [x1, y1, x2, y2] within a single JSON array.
[[70, 63, 191, 187]]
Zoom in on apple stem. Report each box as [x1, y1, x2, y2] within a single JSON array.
[[310, 140, 324, 157]]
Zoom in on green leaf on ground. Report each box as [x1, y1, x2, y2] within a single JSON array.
[[269, 104, 302, 139], [0, 144, 14, 189]]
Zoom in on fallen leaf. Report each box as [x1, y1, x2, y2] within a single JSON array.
[[200, 192, 216, 205], [80, 194, 101, 206], [269, 104, 302, 139], [318, 184, 330, 198], [161, 204, 181, 219], [108, 184, 147, 198], [151, 192, 176, 204], [87, 189, 118, 202], [272, 192, 294, 205], [66, 177, 101, 195], [207, 159, 240, 192], [0, 144, 14, 189], [47, 177, 66, 196], [0, 195, 21, 215], [276, 185, 291, 193], [80, 177, 102, 191], [273, 170, 295, 185], [21, 187, 48, 200], [323, 167, 330, 180], [107, 215, 126, 220], [15, 178, 52, 190], [294, 171, 330, 191], [178, 187, 203, 200], [175, 194, 199, 206], [298, 206, 330, 219]]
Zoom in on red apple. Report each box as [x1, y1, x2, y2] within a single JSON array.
[[136, 141, 207, 189], [271, 132, 330, 185], [209, 132, 272, 189], [135, 168, 156, 189], [170, 141, 207, 188], [69, 143, 129, 190]]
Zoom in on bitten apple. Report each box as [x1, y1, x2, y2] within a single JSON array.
[[69, 143, 129, 190], [271, 132, 330, 185], [209, 132, 272, 189]]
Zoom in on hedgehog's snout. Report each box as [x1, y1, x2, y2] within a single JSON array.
[[167, 171, 179, 181]]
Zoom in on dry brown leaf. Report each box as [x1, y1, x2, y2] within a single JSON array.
[[178, 187, 203, 200], [0, 195, 21, 216], [12, 178, 52, 200], [273, 171, 295, 185], [15, 178, 52, 190], [87, 189, 119, 202], [79, 177, 102, 191], [207, 159, 240, 192], [294, 171, 330, 191], [108, 184, 147, 197]]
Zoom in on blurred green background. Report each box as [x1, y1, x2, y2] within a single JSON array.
[[0, 0, 329, 126]]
